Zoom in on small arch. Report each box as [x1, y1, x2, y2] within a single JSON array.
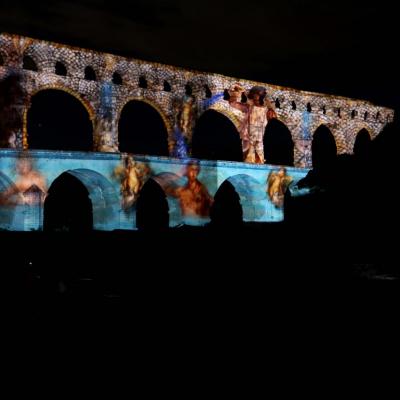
[[275, 98, 281, 109], [264, 119, 294, 166], [353, 128, 371, 157], [26, 89, 93, 151], [55, 61, 67, 76], [291, 101, 296, 110], [322, 105, 326, 114], [136, 178, 169, 231], [192, 110, 242, 161], [241, 93, 247, 103], [223, 174, 265, 221], [337, 108, 341, 118], [118, 100, 169, 156], [0, 53, 4, 66], [364, 111, 368, 121], [306, 102, 312, 113], [84, 66, 97, 81], [23, 55, 38, 72], [210, 180, 243, 228], [376, 111, 381, 121], [312, 125, 337, 170], [204, 85, 212, 98], [351, 110, 357, 119], [43, 172, 93, 232], [223, 89, 230, 101], [185, 84, 192, 96], [112, 72, 122, 85], [139, 76, 147, 89], [163, 80, 171, 92]]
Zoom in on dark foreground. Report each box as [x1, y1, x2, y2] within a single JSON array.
[[3, 221, 399, 330]]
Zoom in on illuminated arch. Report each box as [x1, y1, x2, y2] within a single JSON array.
[[116, 96, 172, 136], [23, 85, 96, 150], [208, 101, 243, 131], [192, 109, 242, 161], [117, 98, 170, 156], [46, 168, 119, 231]]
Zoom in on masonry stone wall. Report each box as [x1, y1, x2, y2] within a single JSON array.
[[0, 33, 394, 168]]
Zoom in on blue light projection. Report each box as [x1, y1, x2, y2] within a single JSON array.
[[0, 149, 309, 231]]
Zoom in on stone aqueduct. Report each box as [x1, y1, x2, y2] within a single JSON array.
[[0, 33, 394, 167]]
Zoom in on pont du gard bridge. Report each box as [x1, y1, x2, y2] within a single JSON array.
[[0, 33, 394, 232]]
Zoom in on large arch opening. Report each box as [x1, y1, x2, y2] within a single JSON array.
[[43, 172, 93, 232], [192, 110, 242, 162], [210, 180, 243, 228], [118, 100, 169, 156], [353, 128, 371, 158], [312, 125, 337, 170], [136, 178, 169, 230], [264, 119, 294, 166], [27, 89, 93, 151]]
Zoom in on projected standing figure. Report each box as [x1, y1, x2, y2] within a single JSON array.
[[228, 85, 276, 164], [267, 167, 293, 208], [168, 161, 213, 218], [245, 86, 276, 164]]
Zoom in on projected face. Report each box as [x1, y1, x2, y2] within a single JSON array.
[[164, 162, 213, 218]]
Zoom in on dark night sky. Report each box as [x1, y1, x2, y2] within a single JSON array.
[[1, 0, 399, 112]]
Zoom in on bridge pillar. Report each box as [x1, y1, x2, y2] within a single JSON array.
[[94, 82, 119, 152]]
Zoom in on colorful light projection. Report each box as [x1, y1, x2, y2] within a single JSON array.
[[0, 150, 309, 231]]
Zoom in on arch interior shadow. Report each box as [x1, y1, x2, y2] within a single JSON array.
[[210, 180, 243, 228], [43, 172, 93, 232], [118, 100, 169, 156], [264, 119, 294, 166], [27, 89, 93, 151], [192, 110, 242, 162], [312, 125, 337, 170], [136, 178, 169, 231]]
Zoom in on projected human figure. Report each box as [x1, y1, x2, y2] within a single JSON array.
[[114, 155, 151, 210], [245, 86, 276, 164], [267, 167, 293, 208], [228, 84, 277, 164], [179, 94, 195, 137], [168, 161, 213, 217]]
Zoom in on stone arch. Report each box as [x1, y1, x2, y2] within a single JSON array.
[[22, 54, 38, 71], [192, 109, 242, 162], [136, 178, 169, 230], [23, 85, 96, 150], [46, 169, 119, 231], [117, 96, 172, 138], [264, 118, 294, 166], [210, 179, 243, 227], [346, 123, 376, 151], [117, 98, 170, 156], [22, 42, 52, 71], [312, 125, 337, 169], [223, 174, 266, 221], [353, 128, 371, 157], [208, 102, 243, 131]]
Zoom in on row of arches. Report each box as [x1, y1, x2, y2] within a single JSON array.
[[42, 172, 243, 232], [25, 89, 371, 166], [14, 55, 386, 122], [17, 55, 210, 96]]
